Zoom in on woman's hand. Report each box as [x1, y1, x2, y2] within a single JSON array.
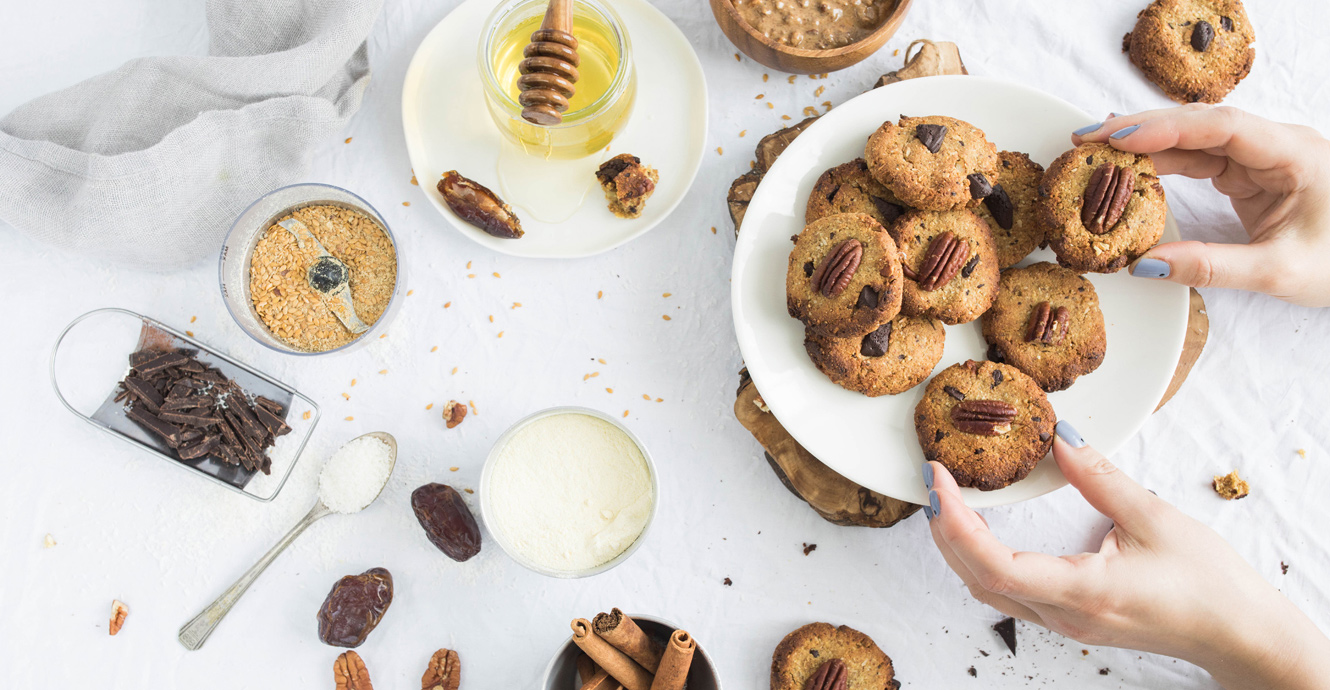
[[923, 421, 1330, 690], [1073, 105, 1330, 307]]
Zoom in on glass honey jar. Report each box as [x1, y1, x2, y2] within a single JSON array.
[[479, 0, 636, 160]]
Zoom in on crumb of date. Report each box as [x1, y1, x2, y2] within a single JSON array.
[[109, 599, 129, 635]]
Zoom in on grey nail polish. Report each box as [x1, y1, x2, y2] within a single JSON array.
[[929, 490, 941, 516], [1073, 121, 1103, 136], [1131, 258, 1170, 279], [922, 462, 935, 489], [923, 504, 934, 520], [1055, 420, 1087, 448], [1110, 124, 1141, 139]]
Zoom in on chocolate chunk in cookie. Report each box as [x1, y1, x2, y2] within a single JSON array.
[[770, 622, 898, 690], [894, 209, 999, 325], [915, 360, 1056, 491], [1125, 0, 1256, 104], [974, 151, 1046, 269], [1039, 143, 1167, 273], [981, 262, 1106, 392], [806, 158, 912, 229], [788, 213, 904, 338], [865, 115, 1000, 211], [804, 314, 945, 397]]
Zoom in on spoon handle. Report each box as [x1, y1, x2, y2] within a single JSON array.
[[178, 502, 333, 650]]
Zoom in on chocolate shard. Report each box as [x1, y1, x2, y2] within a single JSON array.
[[129, 350, 160, 367], [179, 359, 206, 373], [126, 405, 183, 448], [179, 428, 204, 444], [215, 443, 241, 467], [122, 377, 165, 414], [993, 617, 1017, 656], [158, 410, 223, 427], [135, 352, 190, 376], [178, 434, 221, 460], [254, 396, 285, 415], [162, 395, 213, 412], [254, 404, 292, 437], [195, 369, 229, 384], [228, 398, 268, 441]]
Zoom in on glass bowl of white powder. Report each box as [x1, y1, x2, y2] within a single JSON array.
[[479, 407, 658, 578]]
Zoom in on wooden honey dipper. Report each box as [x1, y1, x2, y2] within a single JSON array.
[[517, 0, 580, 125]]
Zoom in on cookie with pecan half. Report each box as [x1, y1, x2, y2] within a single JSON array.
[[804, 314, 945, 397], [770, 622, 898, 690], [974, 151, 1046, 269], [1125, 0, 1256, 104], [865, 115, 1000, 211], [805, 158, 912, 229], [787, 213, 903, 339], [1039, 143, 1167, 273], [982, 262, 1107, 392], [893, 209, 999, 325], [915, 360, 1056, 491]]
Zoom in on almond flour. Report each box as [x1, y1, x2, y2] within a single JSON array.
[[249, 205, 396, 353]]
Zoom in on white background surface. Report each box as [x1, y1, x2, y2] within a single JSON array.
[[2, 1, 1329, 688]]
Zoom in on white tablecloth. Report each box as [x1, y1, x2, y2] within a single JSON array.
[[3, 0, 1329, 688]]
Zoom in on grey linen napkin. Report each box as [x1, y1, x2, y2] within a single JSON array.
[[0, 0, 383, 270]]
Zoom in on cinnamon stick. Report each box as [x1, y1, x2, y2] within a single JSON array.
[[648, 630, 695, 690], [577, 653, 601, 686], [578, 668, 619, 690], [570, 619, 654, 690], [594, 608, 663, 673]]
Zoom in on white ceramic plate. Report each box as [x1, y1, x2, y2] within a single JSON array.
[[401, 0, 707, 258], [732, 76, 1190, 508]]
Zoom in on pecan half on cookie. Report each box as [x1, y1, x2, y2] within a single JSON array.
[[982, 262, 1106, 392], [787, 213, 903, 339], [1039, 143, 1167, 273]]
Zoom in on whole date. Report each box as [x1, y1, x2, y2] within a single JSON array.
[[411, 483, 482, 562]]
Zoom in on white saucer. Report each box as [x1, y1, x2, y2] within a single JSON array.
[[731, 76, 1190, 508], [401, 0, 708, 258]]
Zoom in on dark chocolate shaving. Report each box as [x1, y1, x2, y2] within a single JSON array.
[[993, 617, 1017, 656]]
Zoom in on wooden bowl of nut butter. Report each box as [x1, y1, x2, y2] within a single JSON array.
[[710, 0, 912, 74]]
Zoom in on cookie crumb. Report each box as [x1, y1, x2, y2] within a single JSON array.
[[802, 543, 817, 556], [596, 153, 658, 219], [1213, 470, 1250, 500], [1297, 448, 1307, 458], [723, 577, 733, 586], [1081, 650, 1088, 656], [1099, 668, 1110, 676], [1281, 561, 1290, 575], [303, 411, 312, 420], [967, 666, 977, 677]]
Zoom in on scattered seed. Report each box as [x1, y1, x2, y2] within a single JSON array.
[[755, 94, 765, 99], [711, 226, 718, 234], [379, 333, 387, 339], [450, 466, 459, 472], [497, 331, 504, 338], [43, 534, 56, 548], [893, 48, 900, 56], [467, 274, 476, 279], [303, 411, 312, 420], [402, 201, 411, 207], [739, 130, 747, 137], [642, 394, 650, 400], [406, 289, 414, 296], [342, 393, 350, 400], [803, 107, 818, 117], [466, 261, 472, 269], [662, 315, 671, 321], [656, 398, 663, 403], [411, 175, 418, 186], [493, 272, 501, 278], [185, 330, 194, 337], [451, 367, 458, 375], [468, 400, 478, 415], [788, 75, 796, 84], [583, 372, 600, 381], [597, 290, 604, 299], [190, 316, 197, 323], [814, 85, 825, 97], [351, 378, 357, 386], [766, 102, 774, 109], [734, 53, 741, 62], [597, 358, 606, 364], [431, 346, 438, 352], [762, 73, 769, 82], [606, 387, 613, 393], [781, 114, 791, 120], [345, 416, 354, 421], [464, 488, 474, 494], [663, 292, 672, 298], [1297, 448, 1308, 458], [344, 137, 352, 144], [444, 301, 452, 308], [426, 403, 434, 410], [623, 410, 629, 417]]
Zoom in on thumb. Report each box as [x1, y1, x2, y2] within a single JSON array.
[[1052, 421, 1162, 535], [1129, 240, 1289, 296]]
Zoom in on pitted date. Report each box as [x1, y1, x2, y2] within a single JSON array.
[[411, 483, 482, 562], [317, 567, 394, 648], [437, 171, 524, 239]]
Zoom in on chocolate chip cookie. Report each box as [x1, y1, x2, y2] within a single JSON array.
[[1039, 143, 1167, 273], [981, 262, 1106, 392], [804, 315, 945, 397], [865, 115, 1000, 211], [915, 360, 1056, 491], [1125, 0, 1256, 104], [770, 622, 898, 690], [788, 213, 904, 338], [975, 151, 1046, 269], [894, 209, 999, 325], [806, 159, 911, 229]]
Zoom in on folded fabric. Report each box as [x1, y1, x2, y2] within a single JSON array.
[[0, 0, 383, 270]]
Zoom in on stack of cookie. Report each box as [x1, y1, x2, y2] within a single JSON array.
[[785, 115, 1169, 490]]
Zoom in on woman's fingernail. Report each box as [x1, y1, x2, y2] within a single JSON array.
[[1073, 121, 1104, 136], [1109, 112, 1124, 118], [923, 504, 934, 520], [1055, 420, 1087, 448], [1110, 124, 1142, 139], [1131, 258, 1170, 278], [929, 490, 941, 518], [922, 462, 935, 489]]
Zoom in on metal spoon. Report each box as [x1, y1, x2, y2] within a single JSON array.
[[177, 431, 397, 651]]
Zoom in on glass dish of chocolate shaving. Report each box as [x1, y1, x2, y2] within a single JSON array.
[[50, 308, 320, 501]]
